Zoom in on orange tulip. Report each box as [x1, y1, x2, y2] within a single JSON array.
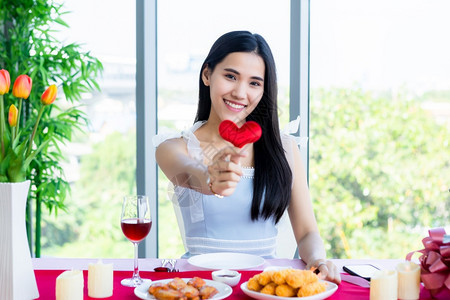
[[0, 69, 10, 95], [8, 104, 18, 127], [41, 85, 57, 105], [12, 74, 32, 99]]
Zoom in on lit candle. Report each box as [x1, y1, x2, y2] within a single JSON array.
[[370, 269, 398, 300], [88, 260, 113, 298], [55, 270, 84, 300], [397, 261, 420, 300]]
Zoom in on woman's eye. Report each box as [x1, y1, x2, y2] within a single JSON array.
[[250, 81, 262, 87], [225, 74, 236, 80]]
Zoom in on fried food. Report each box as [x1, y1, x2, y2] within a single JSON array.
[[199, 285, 219, 299], [271, 268, 296, 285], [285, 270, 318, 288], [150, 277, 217, 300], [149, 282, 169, 295], [297, 281, 327, 297], [153, 288, 186, 300], [275, 283, 297, 297], [179, 285, 199, 299], [260, 282, 277, 295], [247, 269, 326, 298], [257, 270, 274, 286], [247, 276, 262, 292], [187, 277, 206, 289], [168, 277, 187, 290]]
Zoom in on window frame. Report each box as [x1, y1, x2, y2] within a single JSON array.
[[136, 0, 158, 258], [136, 0, 311, 257]]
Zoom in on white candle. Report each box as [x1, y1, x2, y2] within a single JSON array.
[[88, 260, 113, 298], [397, 261, 420, 300], [370, 269, 398, 300], [55, 270, 84, 300]]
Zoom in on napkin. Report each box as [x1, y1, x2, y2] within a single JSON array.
[[341, 274, 370, 288]]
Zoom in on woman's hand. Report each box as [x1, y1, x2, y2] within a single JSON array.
[[207, 146, 247, 197], [307, 259, 341, 285]]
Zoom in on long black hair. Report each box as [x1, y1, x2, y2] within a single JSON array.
[[195, 31, 292, 223]]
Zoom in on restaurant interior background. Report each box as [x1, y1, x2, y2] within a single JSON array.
[[39, 0, 449, 259]]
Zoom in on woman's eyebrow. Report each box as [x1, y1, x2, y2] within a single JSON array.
[[224, 68, 264, 82]]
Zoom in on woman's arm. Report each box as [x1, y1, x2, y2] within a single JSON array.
[[156, 138, 211, 194], [287, 138, 341, 284], [156, 138, 246, 196]]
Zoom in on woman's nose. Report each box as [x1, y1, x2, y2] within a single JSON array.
[[231, 83, 246, 99]]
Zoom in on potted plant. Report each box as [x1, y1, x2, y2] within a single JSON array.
[[0, 0, 103, 260], [1, 0, 102, 297], [0, 71, 58, 299]]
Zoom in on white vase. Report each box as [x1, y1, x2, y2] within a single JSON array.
[[0, 180, 40, 300]]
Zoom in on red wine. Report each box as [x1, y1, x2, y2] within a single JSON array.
[[121, 218, 152, 242]]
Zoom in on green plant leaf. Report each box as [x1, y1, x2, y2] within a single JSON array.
[[0, 0, 102, 256]]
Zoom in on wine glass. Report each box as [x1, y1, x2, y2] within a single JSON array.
[[120, 195, 152, 287]]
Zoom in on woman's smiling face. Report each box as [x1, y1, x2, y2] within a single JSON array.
[[202, 51, 265, 126]]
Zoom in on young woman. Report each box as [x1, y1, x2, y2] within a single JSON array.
[[155, 31, 341, 284]]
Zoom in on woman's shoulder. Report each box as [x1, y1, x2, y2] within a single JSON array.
[[152, 127, 183, 148], [157, 136, 185, 148], [154, 121, 206, 161], [154, 137, 187, 164], [152, 121, 206, 148]]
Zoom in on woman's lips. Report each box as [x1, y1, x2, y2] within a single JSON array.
[[224, 99, 246, 112]]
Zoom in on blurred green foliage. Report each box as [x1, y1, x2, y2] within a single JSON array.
[[310, 88, 449, 258], [42, 131, 135, 257], [43, 87, 449, 260]]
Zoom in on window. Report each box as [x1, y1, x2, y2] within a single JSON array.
[[43, 0, 136, 257], [157, 0, 291, 257], [41, 0, 449, 260], [310, 0, 450, 258]]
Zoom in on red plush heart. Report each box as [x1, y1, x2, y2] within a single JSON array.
[[219, 120, 262, 148]]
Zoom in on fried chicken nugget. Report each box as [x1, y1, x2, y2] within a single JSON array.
[[271, 269, 296, 285], [199, 285, 219, 299], [297, 281, 327, 297], [149, 282, 169, 295], [247, 276, 263, 292], [260, 282, 277, 295], [153, 288, 187, 300], [187, 277, 206, 289], [168, 277, 187, 290], [257, 271, 274, 286], [285, 270, 318, 289], [179, 285, 199, 299], [275, 283, 297, 297]]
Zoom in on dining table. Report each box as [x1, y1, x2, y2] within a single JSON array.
[[32, 257, 449, 300]]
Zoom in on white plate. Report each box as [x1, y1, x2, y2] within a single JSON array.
[[134, 278, 233, 300], [188, 252, 265, 270], [240, 280, 338, 300]]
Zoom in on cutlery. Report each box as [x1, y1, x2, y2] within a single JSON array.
[[168, 259, 179, 272], [154, 259, 171, 272]]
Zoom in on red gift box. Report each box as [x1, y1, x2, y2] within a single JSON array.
[[407, 228, 450, 297]]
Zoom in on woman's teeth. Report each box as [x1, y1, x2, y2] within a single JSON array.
[[225, 100, 245, 109]]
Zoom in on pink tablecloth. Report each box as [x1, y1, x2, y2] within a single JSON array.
[[33, 258, 450, 299], [36, 269, 450, 300], [36, 270, 359, 299]]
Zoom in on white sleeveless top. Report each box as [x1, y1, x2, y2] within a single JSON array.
[[153, 117, 307, 258]]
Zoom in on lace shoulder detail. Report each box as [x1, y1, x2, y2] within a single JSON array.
[[280, 116, 308, 148], [280, 116, 308, 188], [181, 121, 206, 162], [152, 121, 207, 161]]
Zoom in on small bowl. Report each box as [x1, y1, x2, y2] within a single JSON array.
[[211, 269, 241, 287]]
